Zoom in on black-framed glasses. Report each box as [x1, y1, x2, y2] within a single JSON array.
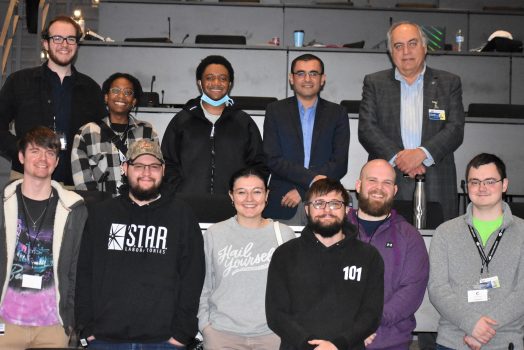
[[292, 70, 322, 79], [109, 87, 134, 97], [467, 178, 503, 188], [47, 35, 79, 45], [129, 162, 163, 172], [306, 200, 344, 210]]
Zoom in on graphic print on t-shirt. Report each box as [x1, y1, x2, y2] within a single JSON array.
[[108, 223, 168, 254], [217, 243, 276, 277], [0, 203, 59, 326]]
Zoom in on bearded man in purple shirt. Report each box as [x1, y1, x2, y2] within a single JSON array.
[[348, 159, 429, 349]]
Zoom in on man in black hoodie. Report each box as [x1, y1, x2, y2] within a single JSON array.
[[266, 178, 384, 350], [75, 139, 205, 349]]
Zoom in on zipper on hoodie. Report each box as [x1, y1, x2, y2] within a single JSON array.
[[209, 124, 216, 194]]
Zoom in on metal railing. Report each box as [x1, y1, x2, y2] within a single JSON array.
[[0, 0, 54, 84], [37, 0, 50, 62], [0, 0, 19, 83]]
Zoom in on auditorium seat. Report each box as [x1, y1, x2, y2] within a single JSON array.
[[0, 155, 11, 191], [195, 34, 246, 45], [230, 96, 277, 110], [340, 100, 361, 114], [393, 200, 445, 229], [74, 190, 113, 214], [175, 193, 236, 223], [509, 202, 524, 219], [467, 103, 524, 119]]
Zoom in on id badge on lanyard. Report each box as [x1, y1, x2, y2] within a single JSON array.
[[467, 225, 504, 303]]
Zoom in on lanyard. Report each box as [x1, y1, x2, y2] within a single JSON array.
[[21, 192, 52, 265], [467, 225, 505, 274]]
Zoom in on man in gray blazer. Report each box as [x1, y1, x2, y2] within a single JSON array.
[[263, 54, 349, 225], [358, 21, 465, 221]]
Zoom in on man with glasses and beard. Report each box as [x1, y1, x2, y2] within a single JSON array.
[[0, 15, 105, 185], [348, 159, 429, 350], [266, 178, 384, 350], [75, 139, 205, 349]]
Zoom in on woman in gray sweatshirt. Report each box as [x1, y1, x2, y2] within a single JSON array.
[[198, 167, 296, 350]]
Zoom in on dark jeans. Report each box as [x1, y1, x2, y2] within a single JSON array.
[[418, 332, 437, 350], [436, 343, 456, 350], [89, 339, 185, 350]]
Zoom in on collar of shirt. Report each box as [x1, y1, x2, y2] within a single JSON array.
[[297, 98, 318, 169], [43, 62, 76, 82], [394, 64, 426, 87]]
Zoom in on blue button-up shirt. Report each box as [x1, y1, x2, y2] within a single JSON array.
[[392, 65, 434, 167], [298, 98, 318, 169]]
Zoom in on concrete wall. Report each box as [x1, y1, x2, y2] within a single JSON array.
[[75, 43, 524, 108], [95, 1, 524, 51]]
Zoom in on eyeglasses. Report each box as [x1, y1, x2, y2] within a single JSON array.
[[204, 74, 229, 83], [392, 39, 420, 51], [293, 71, 322, 79], [129, 162, 163, 172], [47, 35, 79, 45], [109, 87, 134, 97], [467, 178, 503, 188], [307, 200, 344, 210]]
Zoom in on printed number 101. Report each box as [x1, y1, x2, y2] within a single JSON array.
[[343, 266, 362, 281]]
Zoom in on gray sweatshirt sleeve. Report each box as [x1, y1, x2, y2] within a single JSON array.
[[278, 222, 298, 243], [484, 222, 524, 327], [428, 226, 484, 335], [197, 230, 214, 331]]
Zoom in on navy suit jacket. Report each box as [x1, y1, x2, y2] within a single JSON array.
[[358, 67, 465, 220], [263, 96, 349, 220]]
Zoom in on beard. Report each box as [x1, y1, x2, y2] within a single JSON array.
[[129, 181, 162, 202], [47, 48, 76, 67], [358, 189, 394, 217], [308, 213, 347, 238]]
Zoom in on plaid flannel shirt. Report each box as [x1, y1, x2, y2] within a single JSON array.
[[71, 116, 159, 195]]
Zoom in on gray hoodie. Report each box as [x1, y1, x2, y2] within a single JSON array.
[[429, 202, 524, 350], [198, 217, 295, 336]]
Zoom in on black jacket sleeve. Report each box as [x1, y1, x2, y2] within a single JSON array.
[[161, 113, 183, 186], [0, 74, 19, 161], [74, 212, 96, 338], [244, 114, 269, 178], [170, 204, 205, 344]]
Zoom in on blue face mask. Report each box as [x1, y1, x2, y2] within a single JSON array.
[[201, 92, 234, 107]]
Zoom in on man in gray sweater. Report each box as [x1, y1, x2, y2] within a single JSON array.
[[429, 153, 524, 350]]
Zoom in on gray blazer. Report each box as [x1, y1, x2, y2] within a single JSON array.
[[358, 67, 465, 220]]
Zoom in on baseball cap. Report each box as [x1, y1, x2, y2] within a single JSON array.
[[488, 30, 513, 42], [126, 139, 164, 163]]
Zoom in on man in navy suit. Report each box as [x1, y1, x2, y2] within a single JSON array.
[[359, 21, 465, 222], [263, 54, 349, 225]]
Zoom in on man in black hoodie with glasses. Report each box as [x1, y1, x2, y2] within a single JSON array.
[[75, 139, 205, 349], [266, 178, 384, 350]]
